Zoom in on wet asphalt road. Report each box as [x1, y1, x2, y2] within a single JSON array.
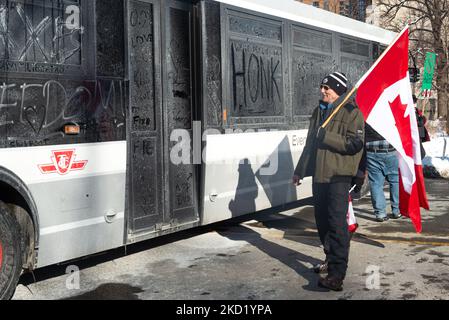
[[12, 178, 449, 300]]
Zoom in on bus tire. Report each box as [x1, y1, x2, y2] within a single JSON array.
[[0, 203, 23, 300]]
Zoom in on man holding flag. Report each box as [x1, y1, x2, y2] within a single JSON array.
[[315, 26, 429, 234], [293, 26, 429, 291], [315, 26, 428, 233], [293, 72, 365, 291]]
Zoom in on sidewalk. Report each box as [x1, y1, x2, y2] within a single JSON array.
[[12, 178, 449, 300]]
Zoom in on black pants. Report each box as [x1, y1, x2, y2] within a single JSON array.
[[313, 181, 351, 279]]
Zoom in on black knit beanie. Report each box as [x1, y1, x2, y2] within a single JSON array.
[[321, 72, 348, 96]]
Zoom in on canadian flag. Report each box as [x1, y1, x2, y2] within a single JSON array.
[[347, 194, 358, 233], [355, 26, 429, 233]]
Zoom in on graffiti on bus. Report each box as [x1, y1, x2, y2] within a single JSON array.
[[0, 79, 126, 147], [0, 2, 83, 65]]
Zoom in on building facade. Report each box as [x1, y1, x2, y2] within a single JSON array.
[[298, 0, 373, 22]]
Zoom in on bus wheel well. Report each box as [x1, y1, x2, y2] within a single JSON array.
[[0, 181, 36, 271]]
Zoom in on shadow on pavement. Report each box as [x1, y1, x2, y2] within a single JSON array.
[[64, 283, 144, 300], [217, 226, 329, 292]]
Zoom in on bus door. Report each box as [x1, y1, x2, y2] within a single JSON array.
[[162, 0, 199, 229], [126, 0, 199, 241]]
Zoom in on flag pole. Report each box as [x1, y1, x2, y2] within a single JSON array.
[[321, 25, 409, 129]]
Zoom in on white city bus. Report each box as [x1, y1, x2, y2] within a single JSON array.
[[0, 0, 395, 299]]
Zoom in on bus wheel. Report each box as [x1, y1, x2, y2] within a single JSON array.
[[0, 205, 23, 300]]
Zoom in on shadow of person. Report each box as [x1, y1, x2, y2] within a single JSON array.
[[251, 203, 386, 249], [228, 158, 258, 218], [255, 136, 298, 207], [250, 207, 321, 248], [351, 234, 385, 248], [226, 159, 325, 292], [217, 225, 328, 292]]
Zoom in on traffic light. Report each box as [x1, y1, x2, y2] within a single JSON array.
[[409, 67, 420, 83]]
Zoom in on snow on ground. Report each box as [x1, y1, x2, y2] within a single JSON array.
[[422, 120, 449, 179]]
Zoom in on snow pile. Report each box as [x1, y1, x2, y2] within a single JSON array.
[[426, 119, 447, 139], [422, 120, 449, 179]]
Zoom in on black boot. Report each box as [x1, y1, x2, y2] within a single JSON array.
[[318, 275, 344, 291]]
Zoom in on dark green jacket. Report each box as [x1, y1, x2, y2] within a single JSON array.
[[294, 92, 365, 183]]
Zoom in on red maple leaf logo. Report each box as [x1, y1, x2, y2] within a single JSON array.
[[389, 95, 413, 158]]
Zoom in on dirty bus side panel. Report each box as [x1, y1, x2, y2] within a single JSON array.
[[163, 0, 199, 229], [126, 0, 165, 238], [0, 0, 127, 268], [126, 0, 199, 242], [200, 2, 375, 225]]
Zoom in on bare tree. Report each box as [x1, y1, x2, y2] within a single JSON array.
[[378, 0, 449, 132]]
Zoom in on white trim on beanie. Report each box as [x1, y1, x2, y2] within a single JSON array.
[[333, 72, 348, 81], [329, 73, 347, 87]]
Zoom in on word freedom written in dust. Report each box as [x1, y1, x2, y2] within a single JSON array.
[[176, 304, 272, 317]]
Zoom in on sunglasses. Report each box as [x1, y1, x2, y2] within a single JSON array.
[[320, 85, 330, 91]]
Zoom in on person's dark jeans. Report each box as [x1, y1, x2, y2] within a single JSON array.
[[313, 181, 351, 280]]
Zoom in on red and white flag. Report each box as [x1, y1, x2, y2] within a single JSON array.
[[355, 26, 429, 233], [347, 194, 358, 233]]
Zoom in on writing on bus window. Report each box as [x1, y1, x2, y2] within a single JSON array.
[[229, 15, 282, 42], [168, 7, 193, 131], [129, 0, 156, 132], [131, 137, 158, 218], [203, 2, 222, 128], [292, 51, 337, 116], [0, 1, 83, 67], [206, 55, 222, 126], [230, 41, 283, 117], [129, 4, 153, 50], [0, 80, 126, 147]]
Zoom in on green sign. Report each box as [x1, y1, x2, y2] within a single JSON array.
[[421, 52, 436, 90]]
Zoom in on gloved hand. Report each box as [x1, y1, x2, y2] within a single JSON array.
[[292, 175, 302, 186], [351, 176, 365, 193]]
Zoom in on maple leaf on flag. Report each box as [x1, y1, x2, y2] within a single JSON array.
[[389, 95, 413, 158]]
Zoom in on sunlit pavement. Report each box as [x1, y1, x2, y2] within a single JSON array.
[[13, 178, 449, 300]]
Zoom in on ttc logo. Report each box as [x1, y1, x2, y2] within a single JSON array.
[[38, 150, 88, 175]]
